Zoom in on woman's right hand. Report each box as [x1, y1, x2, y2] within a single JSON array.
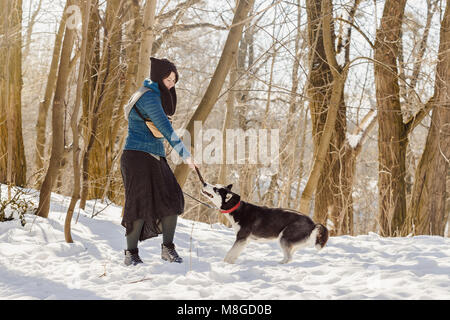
[[185, 157, 198, 170]]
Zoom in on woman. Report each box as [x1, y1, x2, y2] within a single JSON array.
[[121, 57, 197, 266]]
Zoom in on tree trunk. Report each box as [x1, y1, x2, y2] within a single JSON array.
[[65, 0, 92, 243], [302, 0, 333, 219], [80, 0, 123, 206], [79, 0, 100, 209], [36, 2, 76, 218], [373, 0, 407, 236], [101, 0, 142, 205], [34, 5, 67, 185], [315, 0, 359, 235], [293, 108, 309, 209], [236, 19, 256, 203], [0, 0, 27, 188], [261, 30, 278, 206], [136, 0, 157, 87], [218, 59, 238, 186], [408, 0, 450, 236], [85, 0, 123, 200], [174, 0, 256, 188], [337, 110, 377, 235], [299, 0, 347, 217]]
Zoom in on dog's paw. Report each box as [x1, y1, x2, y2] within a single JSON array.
[[223, 255, 236, 264]]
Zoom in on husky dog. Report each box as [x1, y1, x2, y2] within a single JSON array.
[[201, 183, 329, 264]]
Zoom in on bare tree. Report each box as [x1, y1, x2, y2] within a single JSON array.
[[315, 0, 360, 236], [0, 0, 27, 188], [65, 0, 92, 243], [34, 2, 68, 185], [100, 0, 144, 205], [373, 0, 408, 236], [299, 0, 349, 218], [36, 1, 76, 218], [136, 0, 157, 87], [79, 0, 125, 207], [408, 0, 450, 236]]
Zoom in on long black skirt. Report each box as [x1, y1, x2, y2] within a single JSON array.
[[120, 150, 184, 241]]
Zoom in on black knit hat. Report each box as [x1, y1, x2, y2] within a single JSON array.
[[150, 57, 179, 83], [150, 57, 178, 116]]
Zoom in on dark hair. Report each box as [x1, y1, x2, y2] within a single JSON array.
[[150, 57, 179, 83], [149, 57, 179, 116]]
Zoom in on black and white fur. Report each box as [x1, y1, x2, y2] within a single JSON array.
[[201, 183, 329, 264]]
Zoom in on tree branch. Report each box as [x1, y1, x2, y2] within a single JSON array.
[[156, 0, 201, 22], [335, 17, 374, 49], [405, 96, 435, 135], [152, 23, 227, 55]]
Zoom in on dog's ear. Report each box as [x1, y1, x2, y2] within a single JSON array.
[[226, 184, 233, 190]]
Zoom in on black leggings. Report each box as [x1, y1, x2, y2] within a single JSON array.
[[126, 215, 178, 250]]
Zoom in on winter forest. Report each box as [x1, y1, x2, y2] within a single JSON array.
[[1, 0, 449, 241]]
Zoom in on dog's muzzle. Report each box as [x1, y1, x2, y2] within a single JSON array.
[[201, 189, 214, 199]]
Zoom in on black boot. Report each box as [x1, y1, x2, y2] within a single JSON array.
[[161, 243, 183, 263], [124, 248, 144, 266]]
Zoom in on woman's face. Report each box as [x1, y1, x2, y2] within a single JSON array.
[[163, 72, 176, 90]]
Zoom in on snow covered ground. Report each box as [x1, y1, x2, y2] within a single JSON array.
[[0, 186, 449, 300]]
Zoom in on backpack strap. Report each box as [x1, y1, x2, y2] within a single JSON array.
[[124, 86, 173, 124], [124, 86, 172, 122], [133, 104, 149, 122], [123, 86, 152, 121]]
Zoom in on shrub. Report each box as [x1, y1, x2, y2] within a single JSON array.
[[0, 188, 36, 226]]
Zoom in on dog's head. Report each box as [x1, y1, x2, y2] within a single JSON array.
[[201, 183, 241, 211]]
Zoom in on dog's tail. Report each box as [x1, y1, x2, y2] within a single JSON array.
[[314, 224, 329, 250]]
